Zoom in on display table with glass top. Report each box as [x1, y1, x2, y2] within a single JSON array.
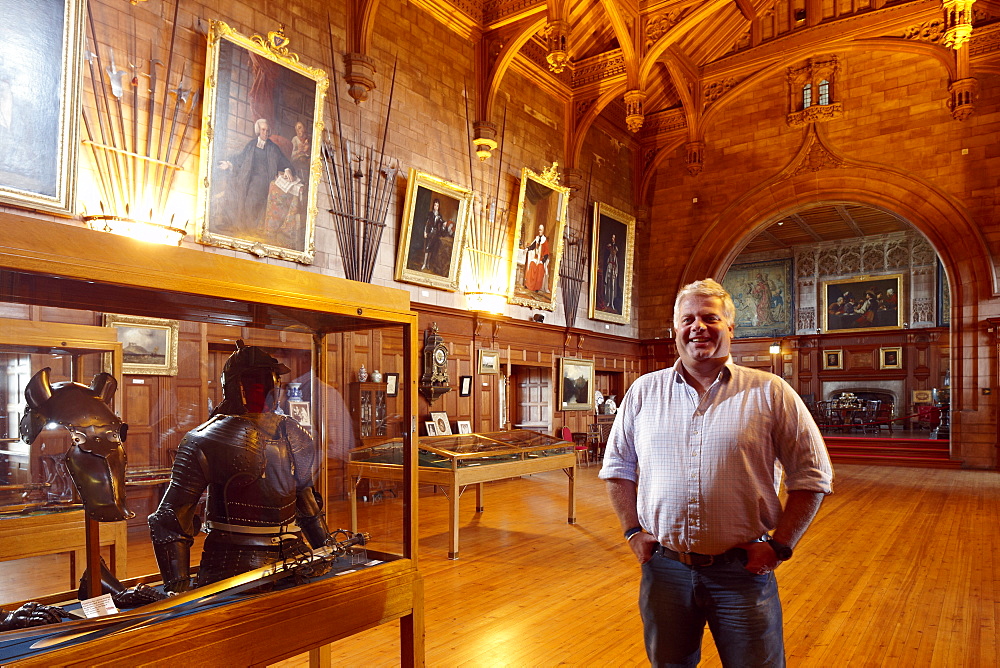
[[349, 429, 576, 559]]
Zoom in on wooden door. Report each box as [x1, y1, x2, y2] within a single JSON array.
[[513, 366, 551, 434]]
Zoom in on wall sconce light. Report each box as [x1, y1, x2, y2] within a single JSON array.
[[769, 341, 781, 355]]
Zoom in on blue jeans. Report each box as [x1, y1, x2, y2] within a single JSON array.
[[639, 549, 785, 667]]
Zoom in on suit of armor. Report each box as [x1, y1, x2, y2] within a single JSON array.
[[149, 341, 331, 593]]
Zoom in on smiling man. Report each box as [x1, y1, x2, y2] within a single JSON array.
[[600, 278, 833, 667]]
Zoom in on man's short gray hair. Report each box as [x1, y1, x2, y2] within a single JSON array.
[[673, 278, 736, 327], [254, 118, 269, 134]]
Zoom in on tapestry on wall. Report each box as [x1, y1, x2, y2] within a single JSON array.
[[722, 258, 794, 339]]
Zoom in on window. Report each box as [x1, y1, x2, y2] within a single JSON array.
[[787, 58, 842, 127]]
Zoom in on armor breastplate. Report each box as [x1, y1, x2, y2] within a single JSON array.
[[188, 414, 305, 528]]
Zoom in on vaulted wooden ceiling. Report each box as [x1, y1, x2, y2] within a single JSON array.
[[737, 203, 913, 257], [393, 0, 1000, 176]]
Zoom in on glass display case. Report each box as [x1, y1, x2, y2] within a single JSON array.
[[349, 429, 576, 559], [0, 217, 421, 665]]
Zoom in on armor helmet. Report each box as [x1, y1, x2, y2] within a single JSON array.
[[213, 340, 291, 416], [19, 368, 133, 522]]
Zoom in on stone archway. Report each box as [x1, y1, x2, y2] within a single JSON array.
[[681, 159, 994, 466]]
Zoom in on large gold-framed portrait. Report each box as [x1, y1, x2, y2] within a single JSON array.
[[507, 165, 570, 311], [395, 168, 471, 291], [0, 0, 83, 214], [589, 202, 635, 324], [196, 22, 328, 264]]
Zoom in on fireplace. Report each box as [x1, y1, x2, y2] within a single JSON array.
[[822, 380, 904, 417]]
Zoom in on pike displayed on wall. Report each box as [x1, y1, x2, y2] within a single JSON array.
[[196, 22, 328, 264]]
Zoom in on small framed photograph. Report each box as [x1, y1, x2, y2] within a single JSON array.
[[385, 373, 399, 397], [430, 411, 452, 436], [105, 314, 180, 376], [559, 358, 595, 411], [424, 421, 437, 437], [457, 420, 472, 434], [879, 347, 903, 370], [459, 375, 473, 397], [288, 401, 311, 427], [822, 349, 843, 370], [912, 389, 933, 404], [478, 349, 501, 375]]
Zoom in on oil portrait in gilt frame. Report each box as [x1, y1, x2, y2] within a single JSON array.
[[196, 22, 328, 264], [395, 168, 471, 291], [822, 274, 903, 333], [722, 258, 794, 339], [104, 314, 179, 376], [0, 0, 83, 214], [508, 164, 570, 310], [589, 202, 636, 324]]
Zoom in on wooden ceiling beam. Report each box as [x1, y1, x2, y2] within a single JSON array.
[[791, 214, 824, 242], [834, 205, 866, 238], [762, 230, 789, 248], [733, 0, 755, 20]]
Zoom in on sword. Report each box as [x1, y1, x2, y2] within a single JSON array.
[[0, 531, 370, 653]]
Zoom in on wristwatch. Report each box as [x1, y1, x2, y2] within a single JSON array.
[[766, 536, 793, 561]]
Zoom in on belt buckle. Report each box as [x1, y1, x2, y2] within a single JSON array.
[[678, 552, 713, 567]]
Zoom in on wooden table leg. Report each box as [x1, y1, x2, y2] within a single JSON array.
[[567, 464, 577, 525], [448, 485, 460, 560]]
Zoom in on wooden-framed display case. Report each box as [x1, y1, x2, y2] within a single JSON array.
[[348, 429, 576, 559], [0, 216, 422, 666]]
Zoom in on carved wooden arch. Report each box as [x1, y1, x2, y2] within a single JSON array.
[[673, 133, 993, 426], [568, 83, 629, 166], [481, 17, 549, 122], [699, 38, 958, 133], [637, 134, 688, 204], [347, 0, 381, 54], [679, 125, 992, 291], [639, 0, 732, 85], [597, 0, 640, 89]]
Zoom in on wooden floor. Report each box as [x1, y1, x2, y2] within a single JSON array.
[[3, 462, 999, 666]]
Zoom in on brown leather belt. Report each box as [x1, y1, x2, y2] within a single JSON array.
[[656, 544, 746, 567]]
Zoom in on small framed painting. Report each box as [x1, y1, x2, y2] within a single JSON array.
[[459, 375, 473, 397], [424, 421, 437, 437], [104, 314, 179, 376], [457, 420, 472, 434], [559, 358, 594, 411], [879, 347, 903, 370], [478, 349, 500, 375], [822, 349, 843, 371], [288, 401, 311, 427], [430, 411, 452, 436], [912, 389, 933, 404], [385, 373, 399, 397]]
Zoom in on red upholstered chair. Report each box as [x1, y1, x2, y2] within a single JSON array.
[[561, 426, 591, 467]]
